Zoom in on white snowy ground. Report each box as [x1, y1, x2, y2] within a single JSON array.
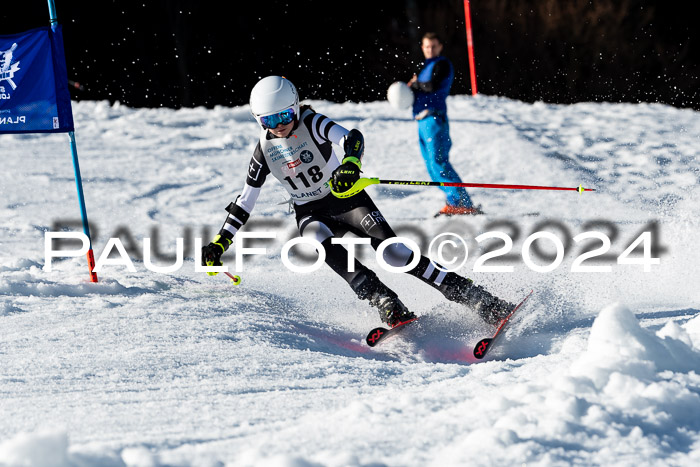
[[1, 95, 700, 466]]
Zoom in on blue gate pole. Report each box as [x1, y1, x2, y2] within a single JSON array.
[[48, 0, 98, 282], [47, 0, 57, 25]]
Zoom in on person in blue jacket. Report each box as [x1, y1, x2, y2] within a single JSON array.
[[408, 32, 482, 216]]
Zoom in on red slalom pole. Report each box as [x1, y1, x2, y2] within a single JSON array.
[[463, 0, 478, 95]]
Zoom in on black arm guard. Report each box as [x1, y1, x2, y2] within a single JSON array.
[[214, 199, 251, 246], [343, 128, 365, 162], [225, 201, 250, 227]]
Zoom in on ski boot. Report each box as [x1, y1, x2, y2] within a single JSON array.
[[439, 274, 514, 325], [369, 289, 415, 327], [351, 271, 416, 327]]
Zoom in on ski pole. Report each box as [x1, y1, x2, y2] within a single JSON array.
[[331, 177, 595, 199], [205, 259, 241, 285], [224, 271, 242, 285]]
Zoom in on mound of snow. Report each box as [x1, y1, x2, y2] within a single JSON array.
[[0, 429, 71, 467], [572, 304, 700, 385]]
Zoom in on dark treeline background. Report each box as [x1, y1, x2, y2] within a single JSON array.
[[2, 0, 697, 109]]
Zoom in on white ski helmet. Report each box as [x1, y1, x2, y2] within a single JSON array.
[[249, 76, 300, 126]]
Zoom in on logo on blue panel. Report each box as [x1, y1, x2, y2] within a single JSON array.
[[0, 43, 20, 92]]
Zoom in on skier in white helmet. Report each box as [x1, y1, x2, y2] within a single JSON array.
[[202, 75, 513, 327]]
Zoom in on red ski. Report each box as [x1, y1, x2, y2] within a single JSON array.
[[473, 290, 533, 360], [365, 317, 419, 347]]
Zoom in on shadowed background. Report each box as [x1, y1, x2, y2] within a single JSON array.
[[2, 0, 697, 109]]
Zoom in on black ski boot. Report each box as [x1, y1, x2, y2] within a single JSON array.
[[351, 271, 416, 327], [369, 289, 415, 327], [439, 274, 514, 325]]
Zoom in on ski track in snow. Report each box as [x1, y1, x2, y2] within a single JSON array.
[[1, 96, 700, 466]]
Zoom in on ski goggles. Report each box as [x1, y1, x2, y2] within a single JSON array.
[[258, 108, 296, 129]]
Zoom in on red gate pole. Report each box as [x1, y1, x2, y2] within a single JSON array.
[[463, 0, 478, 95]]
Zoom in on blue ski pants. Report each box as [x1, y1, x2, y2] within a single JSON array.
[[417, 112, 473, 207]]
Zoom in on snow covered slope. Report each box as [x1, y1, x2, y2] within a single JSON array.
[[1, 95, 699, 466]]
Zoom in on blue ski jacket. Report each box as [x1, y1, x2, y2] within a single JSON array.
[[411, 56, 454, 118]]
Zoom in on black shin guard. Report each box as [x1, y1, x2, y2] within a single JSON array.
[[349, 269, 390, 300], [438, 273, 513, 325], [349, 269, 413, 325]]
